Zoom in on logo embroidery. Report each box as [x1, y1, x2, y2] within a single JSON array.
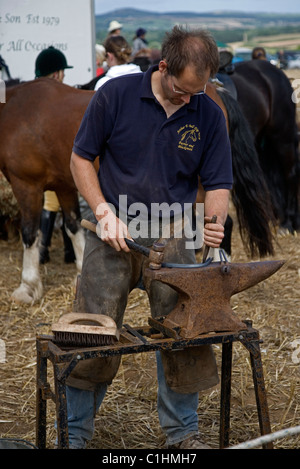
[[177, 124, 200, 151]]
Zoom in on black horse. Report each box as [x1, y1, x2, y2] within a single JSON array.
[[230, 60, 300, 233]]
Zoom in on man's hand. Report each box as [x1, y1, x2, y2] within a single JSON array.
[[96, 203, 131, 252], [70, 153, 132, 253], [203, 216, 225, 248], [203, 189, 229, 248]]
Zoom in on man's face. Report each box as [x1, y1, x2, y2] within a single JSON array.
[[159, 60, 210, 106]]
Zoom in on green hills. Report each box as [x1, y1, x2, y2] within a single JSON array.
[[95, 8, 300, 51]]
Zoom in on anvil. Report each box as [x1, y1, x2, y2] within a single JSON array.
[[145, 259, 284, 338]]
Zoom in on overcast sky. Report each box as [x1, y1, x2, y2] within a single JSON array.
[[94, 0, 300, 15]]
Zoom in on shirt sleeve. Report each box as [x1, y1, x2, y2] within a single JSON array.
[[72, 88, 112, 161]]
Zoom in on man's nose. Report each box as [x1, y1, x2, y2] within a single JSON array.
[[181, 94, 191, 104]]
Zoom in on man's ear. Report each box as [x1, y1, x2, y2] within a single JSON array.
[[158, 60, 168, 74]]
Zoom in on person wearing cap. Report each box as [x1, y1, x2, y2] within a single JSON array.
[[107, 20, 122, 36], [252, 46, 267, 60], [35, 45, 73, 82], [35, 46, 76, 264], [132, 28, 151, 71]]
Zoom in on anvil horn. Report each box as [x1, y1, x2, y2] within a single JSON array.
[[145, 259, 284, 338]]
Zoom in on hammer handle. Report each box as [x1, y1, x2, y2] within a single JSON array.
[[202, 215, 217, 262], [81, 219, 150, 257]]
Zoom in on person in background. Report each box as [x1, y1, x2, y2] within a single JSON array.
[[252, 47, 267, 60], [35, 46, 76, 264], [68, 25, 232, 450], [277, 50, 288, 69], [35, 46, 73, 82], [95, 44, 107, 77], [94, 35, 141, 91], [132, 27, 152, 71], [107, 20, 122, 36]]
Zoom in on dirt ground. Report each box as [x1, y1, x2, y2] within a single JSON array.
[[0, 208, 299, 449]]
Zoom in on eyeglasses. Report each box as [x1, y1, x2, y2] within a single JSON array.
[[171, 77, 206, 96]]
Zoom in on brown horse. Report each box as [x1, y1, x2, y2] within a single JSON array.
[[0, 77, 274, 303], [0, 79, 93, 303]]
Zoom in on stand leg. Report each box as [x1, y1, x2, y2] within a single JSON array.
[[54, 365, 69, 449], [240, 336, 273, 449], [36, 342, 48, 449], [220, 342, 232, 448], [249, 350, 273, 449]]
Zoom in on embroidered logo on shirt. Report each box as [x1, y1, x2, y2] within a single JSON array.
[[177, 124, 200, 151]]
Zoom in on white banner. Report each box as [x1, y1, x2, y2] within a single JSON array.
[[0, 0, 96, 86]]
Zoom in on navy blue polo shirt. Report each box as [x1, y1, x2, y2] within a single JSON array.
[[73, 66, 233, 217]]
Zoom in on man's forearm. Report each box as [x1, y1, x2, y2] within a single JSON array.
[[70, 152, 107, 216], [70, 151, 131, 251], [204, 189, 229, 226]]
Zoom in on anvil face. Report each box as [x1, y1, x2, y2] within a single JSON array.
[[145, 260, 284, 338]]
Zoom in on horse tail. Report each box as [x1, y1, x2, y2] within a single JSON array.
[[217, 88, 276, 257]]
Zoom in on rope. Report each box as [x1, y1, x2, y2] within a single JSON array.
[[228, 425, 300, 449]]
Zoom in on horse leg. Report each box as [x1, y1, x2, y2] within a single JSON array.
[[61, 217, 76, 263], [276, 143, 300, 233], [10, 182, 44, 304], [279, 134, 300, 232], [258, 128, 300, 233], [64, 219, 85, 273], [57, 192, 86, 274]]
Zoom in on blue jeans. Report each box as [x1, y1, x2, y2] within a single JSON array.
[[66, 351, 199, 449]]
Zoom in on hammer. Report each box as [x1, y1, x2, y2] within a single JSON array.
[[81, 219, 165, 270], [202, 215, 217, 263]]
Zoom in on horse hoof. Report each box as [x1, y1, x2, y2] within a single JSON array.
[[11, 283, 43, 304]]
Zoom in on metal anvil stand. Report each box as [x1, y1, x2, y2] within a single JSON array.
[[36, 319, 273, 450]]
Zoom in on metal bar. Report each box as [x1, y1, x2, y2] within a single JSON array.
[[239, 335, 273, 449], [54, 354, 84, 383], [148, 317, 181, 339], [39, 323, 259, 364], [229, 425, 300, 449], [53, 363, 69, 449], [35, 341, 48, 449], [249, 350, 273, 449], [220, 342, 233, 449], [123, 323, 149, 344]]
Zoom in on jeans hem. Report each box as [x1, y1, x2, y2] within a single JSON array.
[[166, 430, 199, 446]]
